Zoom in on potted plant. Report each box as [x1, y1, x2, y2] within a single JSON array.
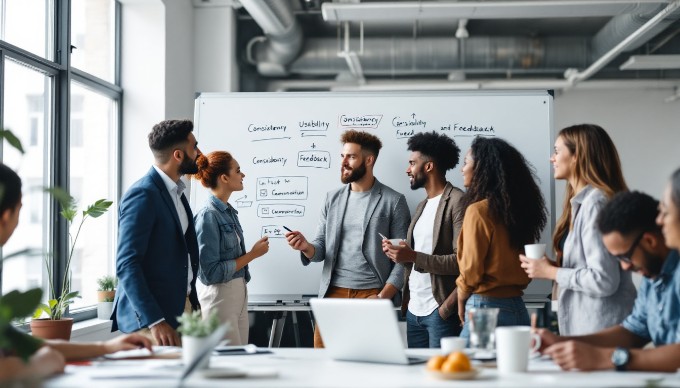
[[30, 189, 112, 340], [177, 310, 220, 370], [96, 275, 117, 320]]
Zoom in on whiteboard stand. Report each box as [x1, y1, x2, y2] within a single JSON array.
[[249, 297, 315, 347]]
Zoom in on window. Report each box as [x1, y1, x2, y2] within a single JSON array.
[[0, 0, 51, 60], [0, 2, 120, 320], [69, 82, 117, 310], [71, 0, 116, 82], [1, 60, 51, 295]]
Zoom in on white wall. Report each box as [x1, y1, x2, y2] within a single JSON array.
[[553, 88, 680, 209], [120, 2, 238, 190]]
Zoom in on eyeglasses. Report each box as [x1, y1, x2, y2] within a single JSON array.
[[612, 232, 644, 264]]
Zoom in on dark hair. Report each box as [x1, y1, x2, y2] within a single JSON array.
[[597, 191, 659, 237], [340, 130, 382, 158], [0, 163, 22, 215], [672, 168, 680, 210], [194, 151, 234, 189], [460, 137, 547, 249], [148, 119, 194, 162], [407, 131, 460, 173]]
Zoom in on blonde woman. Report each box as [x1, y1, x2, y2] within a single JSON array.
[[520, 124, 636, 335], [193, 151, 269, 345]]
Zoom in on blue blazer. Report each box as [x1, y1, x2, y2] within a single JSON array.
[[111, 167, 200, 332]]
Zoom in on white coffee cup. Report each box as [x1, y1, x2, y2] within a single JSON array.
[[524, 243, 546, 259], [495, 326, 541, 374], [440, 336, 466, 354]]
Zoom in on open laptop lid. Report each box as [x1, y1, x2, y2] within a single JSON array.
[[310, 298, 420, 365]]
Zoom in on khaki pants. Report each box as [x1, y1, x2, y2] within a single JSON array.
[[136, 296, 193, 346], [198, 277, 249, 346], [313, 286, 381, 348]]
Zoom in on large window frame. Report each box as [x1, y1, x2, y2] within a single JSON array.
[[0, 0, 122, 321]]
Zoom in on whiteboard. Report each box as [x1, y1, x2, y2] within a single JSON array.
[[192, 91, 555, 299]]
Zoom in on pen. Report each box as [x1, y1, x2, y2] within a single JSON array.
[[378, 232, 388, 240], [283, 226, 293, 232]]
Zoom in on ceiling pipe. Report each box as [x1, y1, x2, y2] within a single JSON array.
[[321, 1, 667, 22], [566, 0, 680, 85], [239, 0, 303, 76]]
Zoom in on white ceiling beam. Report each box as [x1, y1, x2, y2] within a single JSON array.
[[322, 1, 668, 22]]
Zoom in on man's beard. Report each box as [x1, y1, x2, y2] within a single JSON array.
[[179, 154, 199, 175], [640, 249, 664, 278], [340, 161, 367, 184], [409, 172, 426, 190]]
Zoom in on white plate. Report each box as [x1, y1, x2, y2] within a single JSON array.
[[425, 368, 480, 380]]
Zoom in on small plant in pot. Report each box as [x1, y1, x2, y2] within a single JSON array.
[[31, 188, 112, 340], [96, 275, 117, 320], [177, 310, 221, 370]]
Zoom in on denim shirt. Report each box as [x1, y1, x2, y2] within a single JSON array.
[[194, 195, 250, 286], [622, 250, 680, 346]]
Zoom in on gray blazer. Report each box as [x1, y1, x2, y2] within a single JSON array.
[[301, 178, 411, 303], [556, 185, 637, 335]]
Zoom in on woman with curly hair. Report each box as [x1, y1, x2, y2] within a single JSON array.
[[456, 137, 547, 338], [520, 124, 636, 335], [193, 151, 270, 345]]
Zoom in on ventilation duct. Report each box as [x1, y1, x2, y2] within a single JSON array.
[[240, 0, 303, 76]]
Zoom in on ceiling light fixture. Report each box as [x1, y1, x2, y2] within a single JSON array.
[[620, 54, 680, 70]]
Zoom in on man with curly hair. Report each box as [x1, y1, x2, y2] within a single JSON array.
[[383, 131, 464, 348], [285, 130, 410, 348], [112, 119, 202, 346]]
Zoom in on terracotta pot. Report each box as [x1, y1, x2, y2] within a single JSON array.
[[97, 290, 116, 302], [30, 318, 74, 340]]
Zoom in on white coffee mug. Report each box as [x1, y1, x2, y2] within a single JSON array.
[[495, 326, 541, 374], [440, 336, 466, 354], [524, 243, 546, 259]]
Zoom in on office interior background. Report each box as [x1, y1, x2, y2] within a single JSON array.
[[1, 0, 679, 342]]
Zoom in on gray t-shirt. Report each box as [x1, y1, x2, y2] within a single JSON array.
[[331, 190, 382, 289]]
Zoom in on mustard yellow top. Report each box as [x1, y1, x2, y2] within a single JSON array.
[[455, 199, 529, 298]]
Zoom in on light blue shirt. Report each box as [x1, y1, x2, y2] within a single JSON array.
[[622, 250, 680, 345], [194, 194, 250, 286]]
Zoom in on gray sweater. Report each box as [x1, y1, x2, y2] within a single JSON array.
[[556, 185, 637, 335]]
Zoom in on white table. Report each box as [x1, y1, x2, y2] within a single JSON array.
[[47, 348, 679, 387]]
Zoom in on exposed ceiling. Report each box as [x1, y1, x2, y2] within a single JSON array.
[[231, 0, 680, 92]]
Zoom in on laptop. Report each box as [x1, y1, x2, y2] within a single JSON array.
[[310, 298, 427, 365]]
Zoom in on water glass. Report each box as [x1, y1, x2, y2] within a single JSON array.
[[468, 307, 499, 350]]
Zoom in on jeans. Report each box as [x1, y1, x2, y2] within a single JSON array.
[[406, 308, 461, 348], [459, 294, 530, 339]]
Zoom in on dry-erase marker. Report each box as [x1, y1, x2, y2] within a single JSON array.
[[283, 226, 293, 232], [378, 232, 388, 240]]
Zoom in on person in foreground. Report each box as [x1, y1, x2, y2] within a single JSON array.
[[285, 130, 410, 348], [193, 151, 269, 345], [456, 137, 548, 336], [521, 124, 636, 336], [0, 163, 151, 384], [112, 119, 202, 346], [537, 190, 680, 372], [383, 131, 464, 347]]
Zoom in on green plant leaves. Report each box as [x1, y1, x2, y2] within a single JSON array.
[[0, 128, 25, 155], [84, 199, 113, 218], [3, 326, 42, 361], [43, 187, 77, 222], [0, 289, 43, 320]]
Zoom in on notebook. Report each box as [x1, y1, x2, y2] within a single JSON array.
[[310, 298, 427, 365]]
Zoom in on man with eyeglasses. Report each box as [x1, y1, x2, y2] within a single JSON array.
[[535, 191, 680, 372]]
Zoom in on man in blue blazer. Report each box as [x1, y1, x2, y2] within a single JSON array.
[[112, 119, 201, 346]]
